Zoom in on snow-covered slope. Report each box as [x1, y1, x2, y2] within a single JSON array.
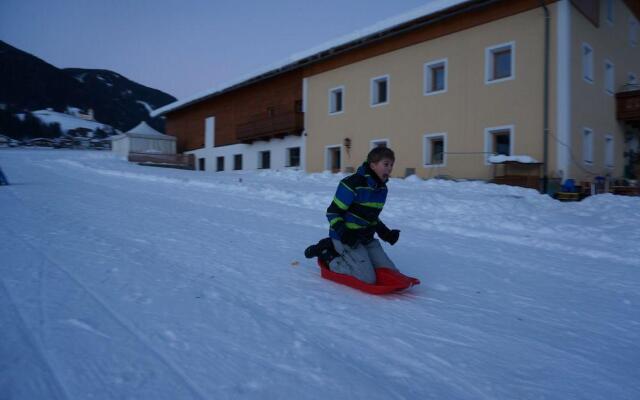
[[0, 149, 638, 400]]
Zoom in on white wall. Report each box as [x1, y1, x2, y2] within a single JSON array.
[[205, 117, 215, 148], [111, 137, 130, 157], [187, 135, 305, 172]]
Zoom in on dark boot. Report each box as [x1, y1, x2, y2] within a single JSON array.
[[304, 243, 320, 259], [304, 237, 338, 262]]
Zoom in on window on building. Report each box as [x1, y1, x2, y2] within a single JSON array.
[[583, 43, 594, 82], [630, 17, 639, 47], [605, 135, 614, 168], [216, 156, 224, 172], [234, 154, 243, 170], [287, 147, 300, 167], [371, 75, 389, 106], [424, 59, 447, 95], [604, 60, 615, 94], [424, 134, 446, 166], [486, 42, 514, 83], [583, 128, 593, 165], [485, 126, 513, 163], [198, 158, 205, 171], [606, 0, 614, 24], [493, 132, 511, 156], [329, 86, 344, 114], [259, 150, 270, 169]]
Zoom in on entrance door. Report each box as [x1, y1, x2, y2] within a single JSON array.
[[327, 146, 341, 173]]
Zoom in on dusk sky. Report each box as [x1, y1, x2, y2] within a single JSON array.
[[1, 0, 437, 100]]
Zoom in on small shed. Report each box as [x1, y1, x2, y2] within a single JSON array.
[[489, 155, 543, 191], [111, 122, 176, 157]]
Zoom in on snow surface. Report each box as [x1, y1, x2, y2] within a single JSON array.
[[151, 0, 471, 117], [488, 155, 540, 164], [21, 110, 111, 134], [0, 149, 639, 400]]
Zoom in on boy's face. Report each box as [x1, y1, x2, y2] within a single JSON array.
[[369, 158, 394, 182]]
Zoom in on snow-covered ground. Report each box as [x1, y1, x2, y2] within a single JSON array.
[[0, 149, 638, 400]]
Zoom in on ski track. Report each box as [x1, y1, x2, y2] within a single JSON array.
[[1, 221, 210, 400]]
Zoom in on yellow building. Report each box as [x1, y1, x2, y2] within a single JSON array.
[[302, 0, 640, 189]]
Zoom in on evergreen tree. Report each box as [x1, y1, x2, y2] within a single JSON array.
[[93, 127, 108, 139]]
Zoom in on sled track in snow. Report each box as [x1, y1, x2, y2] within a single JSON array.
[[3, 223, 210, 400], [0, 278, 71, 400]]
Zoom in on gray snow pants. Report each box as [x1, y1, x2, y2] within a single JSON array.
[[329, 239, 397, 284]]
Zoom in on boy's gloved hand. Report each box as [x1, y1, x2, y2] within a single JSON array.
[[379, 229, 400, 245], [340, 229, 360, 247]]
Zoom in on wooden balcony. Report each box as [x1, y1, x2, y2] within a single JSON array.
[[236, 108, 304, 143], [616, 85, 640, 126]]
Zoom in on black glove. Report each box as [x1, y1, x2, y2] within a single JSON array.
[[379, 229, 400, 245], [340, 229, 360, 247]]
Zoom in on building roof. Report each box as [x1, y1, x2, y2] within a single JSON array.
[[111, 121, 175, 140], [151, 0, 475, 117]]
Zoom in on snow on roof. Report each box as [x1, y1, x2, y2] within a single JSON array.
[[113, 121, 175, 140], [151, 0, 471, 117], [488, 155, 540, 164]]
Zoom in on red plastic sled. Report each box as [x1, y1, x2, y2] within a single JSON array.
[[317, 260, 420, 294]]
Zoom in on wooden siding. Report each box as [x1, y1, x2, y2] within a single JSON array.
[[165, 70, 303, 152], [616, 89, 640, 123], [570, 0, 599, 27]]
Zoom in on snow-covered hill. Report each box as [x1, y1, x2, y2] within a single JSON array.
[[0, 149, 638, 400]]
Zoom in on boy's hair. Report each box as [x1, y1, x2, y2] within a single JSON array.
[[367, 146, 395, 164]]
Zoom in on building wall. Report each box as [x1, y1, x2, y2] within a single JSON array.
[[186, 135, 305, 172], [568, 0, 640, 182], [111, 137, 130, 157], [165, 69, 303, 153], [305, 6, 551, 179]]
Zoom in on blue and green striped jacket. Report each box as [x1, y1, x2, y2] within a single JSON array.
[[326, 162, 390, 243]]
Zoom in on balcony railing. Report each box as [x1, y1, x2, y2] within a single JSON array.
[[616, 84, 640, 123], [236, 110, 304, 142]]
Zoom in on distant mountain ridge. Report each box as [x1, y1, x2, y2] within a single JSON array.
[[0, 40, 176, 133]]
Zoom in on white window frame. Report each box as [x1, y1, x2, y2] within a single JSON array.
[[485, 41, 516, 84], [605, 0, 614, 25], [328, 85, 345, 115], [324, 144, 343, 172], [484, 125, 515, 165], [370, 74, 390, 107], [423, 133, 447, 167], [286, 146, 301, 168], [424, 58, 448, 95], [582, 43, 594, 84], [582, 127, 594, 165], [630, 16, 639, 47], [604, 59, 615, 95], [604, 134, 614, 169], [369, 139, 390, 149]]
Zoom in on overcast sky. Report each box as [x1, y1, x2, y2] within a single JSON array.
[[1, 0, 438, 100]]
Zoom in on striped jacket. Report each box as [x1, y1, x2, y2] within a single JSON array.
[[326, 162, 391, 243]]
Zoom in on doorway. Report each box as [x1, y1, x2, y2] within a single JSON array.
[[326, 146, 341, 173]]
